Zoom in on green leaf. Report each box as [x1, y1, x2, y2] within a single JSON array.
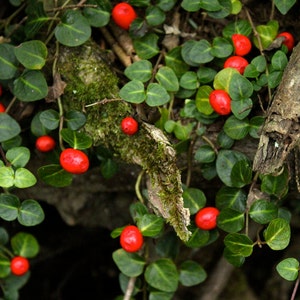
[[276, 258, 299, 281], [14, 168, 37, 188], [0, 44, 19, 80], [197, 67, 217, 84], [18, 200, 45, 226], [0, 167, 15, 188], [155, 66, 179, 92], [229, 73, 253, 101], [268, 70, 283, 89], [195, 145, 216, 163], [65, 110, 87, 130], [138, 214, 164, 237], [253, 20, 279, 49], [183, 188, 206, 215], [271, 50, 288, 70], [11, 232, 39, 258], [145, 259, 179, 292], [83, 0, 110, 27], [31, 112, 50, 137], [216, 186, 247, 212], [195, 85, 214, 115], [181, 0, 201, 11], [179, 71, 198, 90], [179, 260, 207, 286], [249, 116, 265, 138], [124, 60, 153, 82], [224, 233, 253, 256], [213, 68, 239, 92], [112, 249, 146, 277], [155, 232, 179, 259], [6, 147, 30, 168], [100, 158, 118, 179], [165, 47, 189, 77], [0, 194, 20, 221], [0, 227, 9, 245], [222, 20, 252, 38], [60, 128, 93, 149], [217, 130, 234, 149], [39, 109, 60, 130], [210, 37, 233, 58], [54, 10, 91, 47], [185, 227, 210, 248], [183, 40, 214, 65], [0, 113, 21, 142], [0, 256, 11, 278], [14, 40, 47, 70], [224, 116, 250, 140], [157, 0, 176, 11], [146, 6, 165, 26], [274, 0, 296, 14], [38, 164, 73, 187], [223, 247, 245, 267], [130, 202, 149, 222], [200, 0, 222, 11], [249, 199, 278, 224], [149, 291, 174, 300], [13, 70, 48, 102], [217, 208, 245, 233], [146, 83, 170, 106], [230, 160, 252, 188], [264, 218, 290, 250], [207, 0, 232, 19], [231, 97, 253, 120], [133, 33, 159, 59], [119, 80, 146, 104]]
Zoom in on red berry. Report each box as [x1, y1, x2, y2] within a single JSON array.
[[224, 56, 249, 75], [0, 102, 5, 113], [35, 135, 56, 152], [232, 34, 252, 56], [277, 32, 295, 52], [10, 256, 30, 276], [121, 116, 138, 135], [120, 225, 144, 252], [60, 148, 89, 174], [195, 207, 220, 230], [112, 2, 137, 30], [209, 90, 231, 115]]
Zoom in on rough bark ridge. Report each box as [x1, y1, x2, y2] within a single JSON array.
[[56, 41, 191, 241], [253, 42, 300, 174]]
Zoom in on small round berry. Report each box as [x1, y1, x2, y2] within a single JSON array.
[[10, 256, 30, 276], [121, 116, 139, 135], [112, 2, 137, 30], [120, 225, 144, 253], [209, 90, 231, 115], [277, 32, 295, 52], [0, 102, 5, 113], [60, 148, 89, 174], [224, 56, 249, 75], [232, 34, 252, 56], [35, 135, 56, 152], [195, 207, 220, 230]]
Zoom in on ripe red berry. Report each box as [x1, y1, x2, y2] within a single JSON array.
[[232, 34, 252, 56], [209, 90, 231, 115], [0, 102, 5, 113], [120, 225, 144, 253], [277, 32, 295, 52], [112, 2, 137, 30], [224, 56, 249, 75], [195, 207, 220, 230], [121, 116, 139, 135], [10, 256, 30, 276], [60, 148, 89, 174], [35, 135, 56, 152]]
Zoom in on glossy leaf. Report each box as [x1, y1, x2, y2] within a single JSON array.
[[6, 147, 30, 168], [195, 145, 216, 163], [229, 73, 253, 101], [31, 112, 50, 137], [195, 85, 214, 115], [197, 67, 217, 84], [249, 116, 264, 139], [155, 67, 179, 92], [83, 0, 110, 27], [274, 0, 296, 14], [231, 98, 253, 120], [224, 116, 250, 140], [156, 0, 176, 11], [183, 188, 206, 215], [213, 68, 239, 92], [216, 186, 247, 212], [11, 232, 39, 258], [223, 247, 245, 267], [200, 0, 222, 11], [146, 83, 170, 106], [146, 6, 165, 26], [185, 227, 210, 248], [181, 0, 201, 11], [179, 260, 207, 286], [272, 50, 288, 70], [253, 20, 279, 49], [230, 160, 252, 188], [66, 110, 87, 130], [186, 40, 214, 64], [0, 113, 21, 142], [165, 47, 189, 77], [39, 109, 60, 130], [210, 37, 233, 58], [124, 60, 152, 82], [0, 44, 19, 80], [119, 80, 146, 104], [0, 227, 9, 245], [0, 194, 20, 221], [155, 232, 180, 259], [222, 20, 252, 38], [217, 208, 245, 233], [0, 167, 15, 188], [276, 258, 299, 281], [38, 164, 73, 187], [18, 200, 45, 226], [100, 158, 118, 179], [179, 71, 198, 90], [60, 128, 93, 149], [133, 33, 159, 59], [224, 233, 253, 256], [249, 199, 278, 224], [0, 256, 11, 278], [138, 214, 164, 237], [207, 0, 232, 19]]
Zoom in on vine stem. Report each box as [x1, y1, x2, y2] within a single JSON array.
[[123, 277, 137, 300], [135, 169, 145, 204], [291, 277, 300, 300]]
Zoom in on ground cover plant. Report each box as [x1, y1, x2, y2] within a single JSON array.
[[0, 0, 300, 299]]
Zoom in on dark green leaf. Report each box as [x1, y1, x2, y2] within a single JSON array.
[[100, 158, 118, 179], [38, 164, 73, 187], [138, 214, 164, 237], [0, 256, 11, 278], [217, 208, 245, 233], [230, 160, 252, 188], [83, 0, 110, 27], [231, 98, 253, 120], [11, 232, 39, 258], [207, 0, 232, 19], [0, 194, 20, 221], [156, 0, 176, 11], [200, 0, 222, 11], [39, 109, 60, 130], [60, 128, 92, 149], [195, 145, 216, 163], [0, 44, 19, 80], [224, 116, 250, 140], [146, 6, 165, 26], [18, 199, 45, 226], [223, 247, 245, 267], [66, 110, 87, 130], [249, 199, 278, 224], [133, 33, 159, 59], [179, 71, 198, 90], [155, 232, 179, 259], [146, 83, 170, 106], [179, 260, 207, 286], [124, 60, 152, 82], [229, 73, 253, 100], [183, 188, 206, 215], [181, 0, 201, 11], [155, 67, 179, 92], [224, 233, 253, 256], [197, 67, 217, 84], [0, 113, 21, 142], [6, 147, 30, 168], [185, 227, 210, 248], [216, 186, 247, 212], [222, 20, 252, 39], [210, 37, 233, 58], [119, 80, 146, 104], [165, 47, 189, 77], [249, 116, 265, 138]]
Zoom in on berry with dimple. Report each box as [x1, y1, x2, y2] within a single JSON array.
[[60, 148, 89, 174], [121, 116, 139, 135], [112, 2, 137, 30], [209, 90, 231, 115], [120, 225, 144, 253], [0, 102, 5, 113], [224, 56, 249, 75], [195, 207, 220, 230], [35, 135, 56, 152], [277, 32, 295, 52], [10, 256, 30, 276], [232, 34, 252, 56]]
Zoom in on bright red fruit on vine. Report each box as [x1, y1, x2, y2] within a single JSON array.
[[195, 207, 220, 230], [111, 2, 137, 30], [60, 148, 90, 174], [224, 56, 249, 74], [232, 33, 252, 56], [10, 256, 30, 276], [277, 32, 295, 52], [0, 102, 5, 113], [120, 225, 144, 253], [121, 116, 139, 135], [35, 135, 56, 152], [209, 90, 231, 115]]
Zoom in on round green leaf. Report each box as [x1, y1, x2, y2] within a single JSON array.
[[207, 0, 232, 19], [185, 227, 210, 248], [133, 33, 159, 59], [138, 214, 164, 237], [276, 258, 299, 281], [39, 109, 60, 130], [146, 6, 165, 26], [197, 67, 217, 84], [83, 1, 110, 27], [65, 110, 87, 130], [249, 116, 264, 139], [224, 233, 253, 256], [253, 20, 279, 49], [149, 291, 174, 300], [0, 167, 15, 188], [216, 130, 234, 149], [156, 0, 176, 11], [224, 116, 250, 140], [268, 70, 283, 89], [145, 259, 179, 292], [31, 112, 50, 137], [200, 0, 222, 11], [181, 0, 201, 11], [217, 208, 245, 233], [229, 73, 253, 101], [0, 256, 11, 278], [13, 70, 48, 102], [0, 113, 21, 142], [195, 145, 216, 163], [231, 98, 253, 120], [155, 66, 179, 92], [179, 260, 207, 286], [0, 44, 19, 80], [188, 40, 214, 64], [183, 187, 206, 215], [195, 85, 214, 115], [216, 186, 247, 212], [38, 164, 73, 187], [14, 40, 47, 70], [100, 158, 118, 179], [249, 199, 278, 224], [112, 249, 146, 277], [6, 147, 30, 168], [11, 232, 39, 258], [0, 194, 20, 221], [0, 227, 9, 245], [54, 10, 91, 47], [210, 37, 233, 58], [179, 71, 198, 90], [264, 218, 291, 250], [222, 20, 252, 39], [124, 60, 153, 82], [119, 80, 146, 104], [60, 128, 92, 149], [130, 202, 149, 222], [165, 47, 189, 77], [223, 247, 245, 267], [230, 160, 252, 188], [18, 199, 45, 226], [274, 0, 296, 14], [155, 232, 179, 259], [14, 168, 37, 188], [146, 83, 170, 106], [213, 68, 239, 92]]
